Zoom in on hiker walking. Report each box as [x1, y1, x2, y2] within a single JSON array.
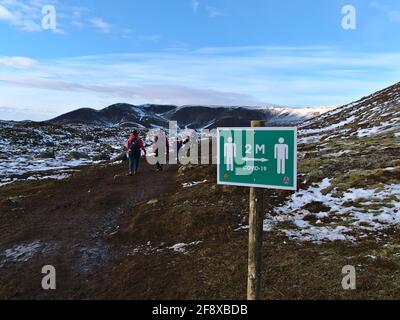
[[179, 135, 191, 158], [177, 135, 190, 151], [126, 130, 146, 176], [183, 135, 190, 146], [177, 137, 183, 153], [152, 133, 169, 172]]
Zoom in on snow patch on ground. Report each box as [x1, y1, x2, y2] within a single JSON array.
[[0, 240, 56, 268], [182, 180, 208, 188], [126, 241, 202, 256], [298, 134, 323, 144], [265, 179, 400, 243], [356, 118, 400, 137], [26, 172, 72, 181], [299, 116, 355, 136], [168, 241, 202, 254]]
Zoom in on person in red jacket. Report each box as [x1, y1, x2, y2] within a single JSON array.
[[126, 130, 146, 176], [153, 133, 169, 172]]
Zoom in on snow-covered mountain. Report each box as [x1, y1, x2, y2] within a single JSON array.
[[47, 104, 334, 128]]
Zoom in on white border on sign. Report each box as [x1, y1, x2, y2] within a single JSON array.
[[217, 127, 298, 191]]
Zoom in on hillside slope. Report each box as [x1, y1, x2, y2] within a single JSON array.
[[268, 81, 400, 243], [299, 82, 400, 143]]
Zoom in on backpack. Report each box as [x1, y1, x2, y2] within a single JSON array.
[[130, 138, 140, 152]]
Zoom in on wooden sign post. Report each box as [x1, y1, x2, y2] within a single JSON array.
[[247, 120, 265, 300], [217, 122, 297, 300]]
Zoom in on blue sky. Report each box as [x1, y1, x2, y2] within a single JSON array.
[[1, 0, 400, 120]]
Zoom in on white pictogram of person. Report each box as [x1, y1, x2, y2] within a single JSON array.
[[224, 137, 237, 172], [274, 137, 289, 174]]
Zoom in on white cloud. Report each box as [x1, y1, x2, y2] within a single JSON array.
[[205, 5, 226, 18], [0, 1, 87, 33], [70, 6, 89, 19], [192, 0, 200, 12], [191, 1, 226, 18], [1, 46, 400, 120], [0, 4, 13, 20], [0, 74, 262, 107], [388, 10, 400, 22], [139, 34, 162, 43], [0, 56, 37, 69], [0, 106, 56, 121], [370, 1, 400, 23], [0, 0, 66, 32], [0, 0, 43, 31], [370, 1, 389, 11], [71, 20, 84, 28], [89, 17, 111, 33]]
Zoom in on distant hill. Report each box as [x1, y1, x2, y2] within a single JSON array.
[[46, 104, 335, 129]]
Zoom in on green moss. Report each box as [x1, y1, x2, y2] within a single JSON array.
[[329, 168, 400, 192], [358, 221, 372, 228], [342, 199, 395, 210], [303, 201, 331, 213], [372, 243, 400, 258], [277, 220, 300, 230]]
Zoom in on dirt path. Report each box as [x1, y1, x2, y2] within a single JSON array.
[[0, 160, 178, 299]]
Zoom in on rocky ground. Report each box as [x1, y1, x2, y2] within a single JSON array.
[[0, 121, 138, 187]]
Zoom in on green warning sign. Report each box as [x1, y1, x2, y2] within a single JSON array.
[[217, 128, 297, 190]]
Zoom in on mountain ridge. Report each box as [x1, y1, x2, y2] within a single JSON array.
[[46, 103, 336, 129]]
